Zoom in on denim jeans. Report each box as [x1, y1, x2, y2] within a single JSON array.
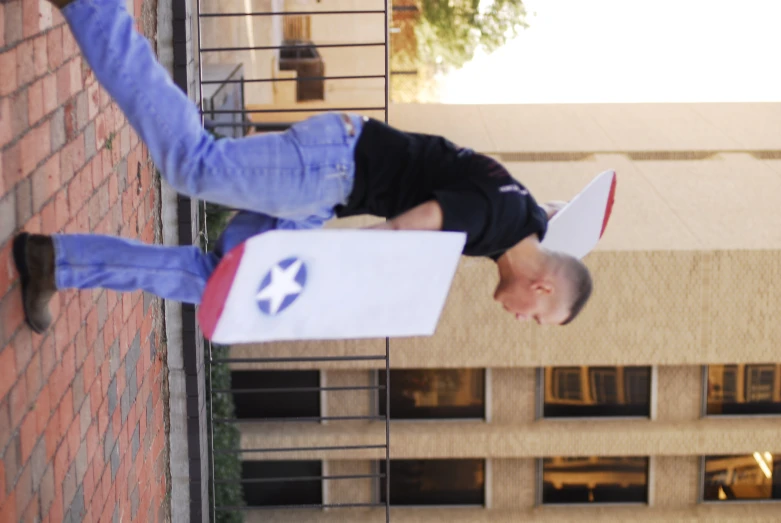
[[53, 0, 364, 304]]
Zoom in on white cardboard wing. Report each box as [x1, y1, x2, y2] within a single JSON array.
[[541, 169, 617, 259], [198, 230, 466, 344]]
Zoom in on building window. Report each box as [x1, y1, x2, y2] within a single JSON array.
[[230, 370, 320, 419], [706, 364, 781, 415], [242, 460, 322, 507], [379, 459, 485, 506], [378, 369, 485, 419], [541, 457, 649, 504], [702, 454, 781, 501], [542, 366, 652, 418]]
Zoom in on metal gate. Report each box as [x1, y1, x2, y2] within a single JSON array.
[[192, 1, 392, 521]]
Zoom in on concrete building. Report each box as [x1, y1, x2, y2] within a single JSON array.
[[227, 102, 781, 522]]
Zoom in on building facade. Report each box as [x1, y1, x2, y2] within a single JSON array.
[[224, 102, 781, 522]]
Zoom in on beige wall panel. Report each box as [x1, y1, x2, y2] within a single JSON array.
[[490, 458, 536, 509], [389, 103, 781, 153], [490, 369, 537, 424], [689, 103, 781, 150], [705, 250, 781, 363], [325, 460, 375, 505], [240, 418, 781, 459], [245, 503, 781, 522], [388, 104, 496, 152], [652, 456, 700, 508], [655, 366, 702, 422], [631, 154, 781, 249]]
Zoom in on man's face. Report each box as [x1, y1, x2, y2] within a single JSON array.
[[493, 274, 571, 326]]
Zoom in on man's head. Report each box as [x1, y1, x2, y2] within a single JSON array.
[[493, 247, 593, 326]]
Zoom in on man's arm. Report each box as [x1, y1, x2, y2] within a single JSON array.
[[365, 200, 444, 231]]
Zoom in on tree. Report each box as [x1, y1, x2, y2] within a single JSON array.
[[415, 0, 528, 71]]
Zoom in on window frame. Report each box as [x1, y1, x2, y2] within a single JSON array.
[[536, 456, 651, 507], [698, 454, 781, 504], [229, 369, 322, 421], [375, 458, 487, 508], [701, 364, 781, 418], [374, 368, 489, 422], [536, 366, 656, 420]]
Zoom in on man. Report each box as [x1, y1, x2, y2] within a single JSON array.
[[13, 0, 593, 334]]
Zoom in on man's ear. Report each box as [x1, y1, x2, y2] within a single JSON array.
[[532, 281, 554, 295]]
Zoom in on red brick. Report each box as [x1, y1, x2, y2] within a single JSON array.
[[61, 134, 86, 180], [39, 0, 52, 32], [52, 436, 68, 485], [0, 98, 11, 150], [52, 310, 71, 357], [87, 80, 99, 121], [43, 411, 60, 462], [46, 27, 63, 70], [19, 413, 37, 464], [17, 40, 35, 87], [27, 78, 44, 126], [68, 59, 81, 98], [0, 52, 18, 99], [85, 308, 98, 348], [39, 466, 54, 518], [22, 0, 40, 39], [34, 383, 51, 434], [31, 153, 60, 213], [61, 342, 76, 382], [24, 350, 42, 398], [39, 334, 56, 381], [21, 121, 51, 180], [42, 73, 58, 116], [65, 298, 82, 343], [56, 386, 73, 439], [9, 377, 28, 429], [0, 343, 17, 401], [54, 190, 69, 231], [56, 63, 71, 104], [0, 489, 17, 523], [61, 26, 78, 61], [15, 463, 32, 521], [1, 288, 25, 346], [46, 491, 63, 523], [32, 35, 48, 78], [51, 2, 64, 25], [66, 418, 79, 459]]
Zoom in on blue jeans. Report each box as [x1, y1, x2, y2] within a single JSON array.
[[53, 0, 364, 304]]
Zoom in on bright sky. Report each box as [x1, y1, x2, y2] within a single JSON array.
[[439, 0, 781, 104]]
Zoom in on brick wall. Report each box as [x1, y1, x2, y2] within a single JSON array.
[[0, 0, 169, 521]]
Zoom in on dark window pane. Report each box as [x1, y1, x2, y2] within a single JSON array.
[[543, 367, 652, 417], [703, 454, 781, 501], [241, 460, 322, 507], [230, 370, 320, 419], [706, 364, 781, 415], [379, 459, 484, 506], [542, 457, 648, 504], [378, 369, 485, 419]]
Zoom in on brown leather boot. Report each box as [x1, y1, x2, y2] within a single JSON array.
[[12, 233, 57, 334]]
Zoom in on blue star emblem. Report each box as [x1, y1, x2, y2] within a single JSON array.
[[255, 257, 307, 315]]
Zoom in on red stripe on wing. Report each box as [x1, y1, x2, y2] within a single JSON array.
[[198, 241, 246, 340], [599, 172, 617, 238]]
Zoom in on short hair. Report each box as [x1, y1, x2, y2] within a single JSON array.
[[556, 254, 593, 325]]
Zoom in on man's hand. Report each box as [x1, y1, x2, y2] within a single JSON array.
[[365, 200, 444, 231]]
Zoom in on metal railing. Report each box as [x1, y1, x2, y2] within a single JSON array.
[[193, 1, 392, 521]]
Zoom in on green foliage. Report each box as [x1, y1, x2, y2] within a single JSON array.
[[206, 344, 245, 523], [416, 0, 528, 71]]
